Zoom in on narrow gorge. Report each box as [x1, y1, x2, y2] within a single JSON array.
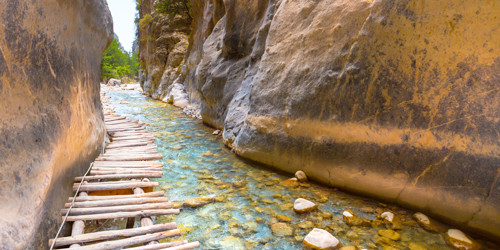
[[138, 0, 500, 242], [0, 0, 498, 249]]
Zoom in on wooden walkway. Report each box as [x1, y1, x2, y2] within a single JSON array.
[[49, 112, 199, 249]]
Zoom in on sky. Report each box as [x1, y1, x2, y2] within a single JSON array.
[[106, 0, 137, 52]]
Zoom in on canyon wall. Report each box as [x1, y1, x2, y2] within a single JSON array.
[[139, 0, 500, 239], [0, 1, 112, 248]]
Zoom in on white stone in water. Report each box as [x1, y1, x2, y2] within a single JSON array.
[[342, 211, 353, 217], [381, 211, 394, 222], [293, 198, 317, 213], [303, 228, 342, 250], [447, 229, 472, 244], [414, 212, 430, 225]]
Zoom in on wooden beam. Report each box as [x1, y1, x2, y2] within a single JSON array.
[[90, 170, 163, 176], [64, 209, 180, 221], [93, 161, 163, 167], [57, 229, 181, 250], [125, 240, 189, 250], [74, 173, 163, 181], [91, 166, 162, 171], [65, 197, 169, 208], [72, 181, 159, 191], [106, 142, 154, 149], [68, 191, 164, 202], [96, 154, 163, 161], [49, 222, 177, 247], [61, 202, 173, 216]]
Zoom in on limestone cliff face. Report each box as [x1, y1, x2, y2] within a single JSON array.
[[140, 0, 500, 239], [0, 1, 112, 248], [138, 0, 191, 101]]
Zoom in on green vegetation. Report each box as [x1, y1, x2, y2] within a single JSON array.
[[139, 14, 153, 30], [101, 38, 139, 81], [155, 0, 191, 21]]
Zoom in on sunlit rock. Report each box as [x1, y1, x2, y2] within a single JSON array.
[[342, 210, 371, 227], [413, 212, 446, 233], [271, 222, 294, 236], [303, 228, 342, 250], [381, 211, 402, 230], [294, 198, 318, 213], [378, 229, 401, 241], [281, 178, 300, 188]]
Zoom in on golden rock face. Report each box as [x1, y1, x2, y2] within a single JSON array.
[[0, 1, 112, 248], [141, 0, 500, 240]]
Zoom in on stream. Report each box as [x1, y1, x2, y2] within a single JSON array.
[[90, 87, 495, 249]]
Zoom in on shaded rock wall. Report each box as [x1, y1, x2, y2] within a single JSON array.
[[0, 0, 112, 248], [140, 0, 500, 239]]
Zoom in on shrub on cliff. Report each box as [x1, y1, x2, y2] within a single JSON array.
[[155, 0, 191, 21]]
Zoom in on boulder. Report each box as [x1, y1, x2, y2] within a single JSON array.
[[303, 228, 342, 250], [107, 78, 121, 86], [381, 211, 403, 230], [295, 170, 308, 182], [0, 0, 112, 248], [294, 198, 318, 213]]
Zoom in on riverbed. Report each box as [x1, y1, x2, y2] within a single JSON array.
[[90, 87, 496, 249]]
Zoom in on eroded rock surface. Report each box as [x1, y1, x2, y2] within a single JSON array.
[[139, 0, 500, 239], [0, 1, 112, 248]]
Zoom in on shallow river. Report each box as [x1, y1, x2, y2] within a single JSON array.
[[91, 88, 495, 249]]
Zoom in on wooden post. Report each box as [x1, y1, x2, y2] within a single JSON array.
[[70, 182, 88, 248]]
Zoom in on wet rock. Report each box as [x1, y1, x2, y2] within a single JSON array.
[[201, 151, 214, 157], [381, 211, 403, 230], [298, 221, 314, 229], [293, 198, 318, 213], [412, 212, 446, 233], [220, 236, 244, 249], [232, 181, 246, 188], [378, 229, 401, 241], [271, 222, 294, 236], [277, 214, 292, 222], [339, 246, 357, 250], [183, 197, 214, 207], [345, 231, 359, 240], [408, 242, 427, 250], [295, 170, 308, 182], [303, 228, 342, 250], [281, 178, 300, 188], [360, 207, 375, 213], [371, 219, 384, 228], [445, 229, 481, 250], [295, 235, 304, 242], [212, 130, 221, 135], [342, 211, 371, 227]]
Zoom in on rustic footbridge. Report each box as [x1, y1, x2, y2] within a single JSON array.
[[49, 109, 200, 249]]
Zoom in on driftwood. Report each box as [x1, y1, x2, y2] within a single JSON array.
[[64, 209, 180, 221], [72, 181, 159, 191], [74, 172, 163, 181], [49, 222, 176, 247], [61, 202, 173, 216], [65, 197, 169, 208], [68, 191, 164, 202]]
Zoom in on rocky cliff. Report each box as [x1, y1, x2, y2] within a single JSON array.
[[0, 1, 112, 248], [139, 0, 500, 239]]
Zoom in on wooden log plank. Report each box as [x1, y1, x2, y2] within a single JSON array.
[[93, 161, 163, 167], [72, 181, 158, 191], [57, 229, 181, 249], [96, 154, 163, 161], [90, 170, 163, 176], [105, 143, 154, 149], [104, 117, 126, 122], [165, 242, 201, 250], [107, 128, 146, 133], [65, 197, 169, 208], [69, 189, 87, 248], [99, 153, 160, 158], [74, 173, 162, 181], [68, 191, 164, 202], [111, 136, 154, 141], [92, 166, 162, 170], [105, 120, 139, 125], [64, 209, 180, 221], [109, 131, 152, 137], [61, 202, 173, 216], [49, 222, 177, 247], [125, 240, 189, 250]]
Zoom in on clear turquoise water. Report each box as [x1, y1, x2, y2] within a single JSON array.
[[96, 89, 496, 249]]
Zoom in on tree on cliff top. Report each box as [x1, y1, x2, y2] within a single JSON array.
[[155, 0, 192, 21], [101, 38, 139, 81]]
